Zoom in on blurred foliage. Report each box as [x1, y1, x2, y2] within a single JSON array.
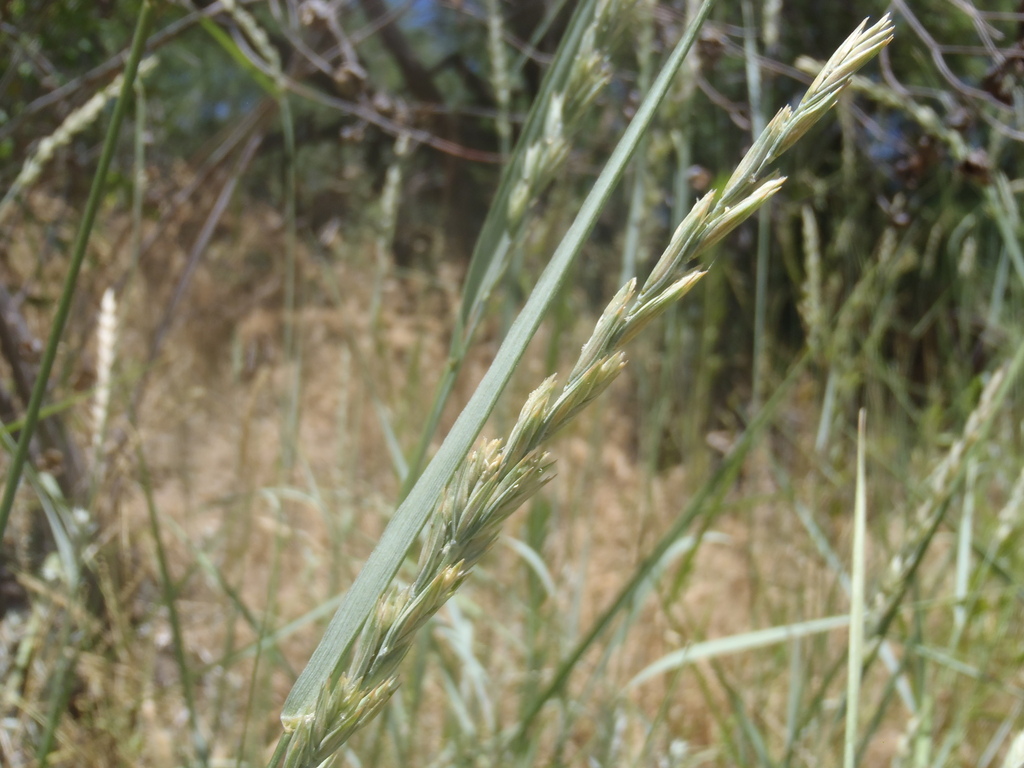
[[2, 3, 1024, 765], [0, 0, 138, 148], [1, 0, 1022, 418], [1, 0, 133, 74]]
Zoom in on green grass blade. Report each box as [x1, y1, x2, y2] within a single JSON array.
[[844, 409, 868, 768], [627, 614, 851, 689], [279, 0, 718, 727]]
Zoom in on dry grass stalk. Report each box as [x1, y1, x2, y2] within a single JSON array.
[[282, 15, 894, 767]]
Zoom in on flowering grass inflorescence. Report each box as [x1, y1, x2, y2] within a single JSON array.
[[280, 14, 894, 768]]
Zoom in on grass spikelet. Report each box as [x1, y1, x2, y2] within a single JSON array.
[[639, 191, 716, 301], [504, 377, 558, 463], [703, 176, 787, 249], [569, 280, 636, 383], [632, 15, 894, 311], [620, 269, 706, 348], [780, 15, 894, 153], [719, 15, 895, 195], [544, 352, 628, 436], [505, 0, 637, 232]]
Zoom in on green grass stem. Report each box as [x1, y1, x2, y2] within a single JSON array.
[[844, 409, 868, 768]]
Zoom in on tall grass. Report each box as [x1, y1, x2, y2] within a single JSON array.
[[272, 12, 896, 768], [2, 3, 1024, 768]]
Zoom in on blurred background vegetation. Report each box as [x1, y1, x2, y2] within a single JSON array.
[[1, 1, 1023, 766]]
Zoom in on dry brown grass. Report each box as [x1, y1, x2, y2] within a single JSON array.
[[0, 181, 834, 765]]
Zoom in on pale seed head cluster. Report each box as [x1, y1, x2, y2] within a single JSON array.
[[378, 134, 410, 239], [283, 15, 894, 767], [0, 58, 157, 225], [507, 0, 641, 228], [91, 288, 118, 463]]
